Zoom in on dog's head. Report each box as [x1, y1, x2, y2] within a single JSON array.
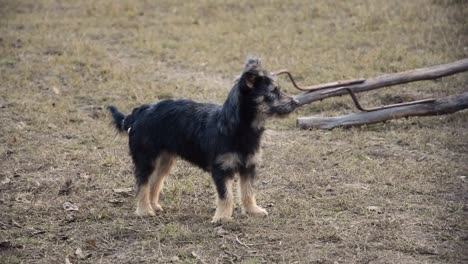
[[239, 57, 298, 117]]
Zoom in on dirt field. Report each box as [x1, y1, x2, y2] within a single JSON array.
[[1, 0, 467, 263]]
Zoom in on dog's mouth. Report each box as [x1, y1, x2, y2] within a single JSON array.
[[269, 99, 298, 117]]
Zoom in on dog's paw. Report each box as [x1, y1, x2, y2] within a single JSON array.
[[151, 203, 164, 212], [135, 206, 156, 217], [245, 206, 268, 217]]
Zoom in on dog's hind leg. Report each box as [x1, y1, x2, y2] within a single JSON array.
[[134, 154, 157, 217], [149, 152, 175, 212], [239, 166, 268, 217], [211, 168, 235, 223]]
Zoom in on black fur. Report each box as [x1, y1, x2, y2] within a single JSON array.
[[109, 58, 298, 219]]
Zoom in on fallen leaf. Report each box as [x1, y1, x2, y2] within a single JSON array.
[[170, 256, 180, 262], [191, 251, 206, 263], [113, 187, 132, 193], [52, 86, 61, 95], [214, 226, 228, 237], [74, 248, 91, 259], [108, 198, 124, 204], [29, 228, 45, 236], [10, 220, 21, 228], [75, 248, 85, 259], [113, 187, 133, 196], [85, 239, 97, 249], [0, 176, 11, 185], [65, 257, 72, 264], [17, 122, 26, 129], [63, 202, 79, 211]]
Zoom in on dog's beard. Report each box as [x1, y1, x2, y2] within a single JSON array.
[[269, 101, 297, 117]]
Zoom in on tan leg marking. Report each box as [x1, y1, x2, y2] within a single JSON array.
[[212, 178, 234, 223], [149, 152, 175, 212], [239, 174, 268, 217], [135, 182, 155, 216]]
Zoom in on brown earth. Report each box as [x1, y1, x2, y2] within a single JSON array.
[[1, 0, 467, 263]]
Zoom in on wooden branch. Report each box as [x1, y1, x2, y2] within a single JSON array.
[[297, 92, 468, 129], [271, 69, 365, 91], [294, 58, 468, 106]]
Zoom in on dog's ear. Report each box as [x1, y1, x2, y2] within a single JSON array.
[[242, 57, 264, 89]]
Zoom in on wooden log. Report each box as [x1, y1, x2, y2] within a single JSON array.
[[297, 92, 468, 130], [294, 58, 468, 106]]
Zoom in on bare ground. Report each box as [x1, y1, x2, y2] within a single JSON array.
[[1, 0, 467, 263]]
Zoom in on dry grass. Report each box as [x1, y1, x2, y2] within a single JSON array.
[[1, 0, 467, 263]]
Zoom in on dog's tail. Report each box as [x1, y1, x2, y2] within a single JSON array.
[[108, 104, 150, 133], [108, 105, 128, 132]]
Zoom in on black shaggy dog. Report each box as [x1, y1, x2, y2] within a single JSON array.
[[108, 58, 298, 223]]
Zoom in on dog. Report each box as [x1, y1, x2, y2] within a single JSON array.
[[108, 57, 298, 223]]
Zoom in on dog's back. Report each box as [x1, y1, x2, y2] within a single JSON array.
[[129, 99, 221, 171]]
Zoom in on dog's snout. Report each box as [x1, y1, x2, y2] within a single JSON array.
[[285, 93, 299, 106]]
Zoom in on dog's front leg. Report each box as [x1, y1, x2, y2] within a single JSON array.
[[211, 167, 235, 223], [239, 166, 268, 217]]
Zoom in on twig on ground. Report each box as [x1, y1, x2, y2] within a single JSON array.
[[235, 235, 251, 248]]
